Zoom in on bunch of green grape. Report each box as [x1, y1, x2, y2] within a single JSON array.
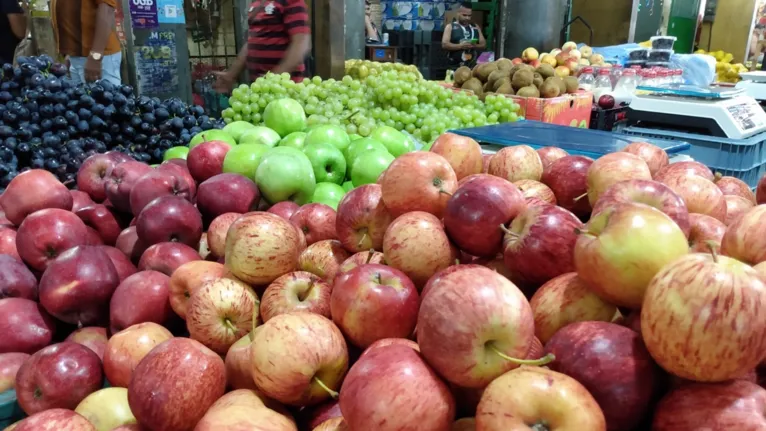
[[221, 68, 523, 144]]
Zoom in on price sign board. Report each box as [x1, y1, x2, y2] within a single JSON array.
[[129, 0, 159, 29], [134, 31, 178, 96]]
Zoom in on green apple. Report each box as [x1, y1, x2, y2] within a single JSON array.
[[349, 134, 363, 141], [370, 125, 414, 157], [279, 132, 308, 149], [345, 137, 389, 169], [163, 146, 190, 161], [311, 182, 346, 210], [222, 143, 270, 179], [189, 129, 236, 149], [303, 142, 347, 185], [304, 125, 351, 153], [223, 121, 258, 143], [255, 146, 316, 204], [239, 126, 281, 147], [342, 181, 354, 192], [351, 150, 395, 187], [263, 98, 306, 137]]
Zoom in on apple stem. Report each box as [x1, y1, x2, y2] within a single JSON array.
[[357, 233, 368, 249], [63, 178, 75, 186], [439, 189, 453, 197], [223, 318, 237, 333], [298, 283, 313, 301], [313, 376, 339, 399], [573, 192, 587, 202], [366, 249, 375, 264], [490, 345, 555, 367], [706, 240, 720, 263], [714, 172, 723, 182], [455, 259, 460, 265], [498, 224, 513, 235], [573, 227, 590, 235]]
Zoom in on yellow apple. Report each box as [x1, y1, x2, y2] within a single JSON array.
[[75, 387, 137, 431]]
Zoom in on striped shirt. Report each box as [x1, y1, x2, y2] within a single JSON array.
[[247, 0, 310, 82], [51, 0, 121, 58]]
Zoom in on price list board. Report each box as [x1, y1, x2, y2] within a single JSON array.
[[133, 31, 179, 96]]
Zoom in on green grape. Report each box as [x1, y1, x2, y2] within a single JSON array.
[[233, 114, 243, 122], [221, 108, 235, 119]]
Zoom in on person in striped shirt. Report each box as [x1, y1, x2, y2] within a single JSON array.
[[214, 0, 311, 91]]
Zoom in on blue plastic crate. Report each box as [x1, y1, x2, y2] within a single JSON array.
[[623, 126, 766, 172], [450, 121, 691, 160], [1, 390, 24, 426]]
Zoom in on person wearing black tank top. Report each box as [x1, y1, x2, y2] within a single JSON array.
[[441, 2, 485, 69]]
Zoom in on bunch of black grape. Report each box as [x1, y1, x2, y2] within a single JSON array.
[[0, 55, 224, 190]]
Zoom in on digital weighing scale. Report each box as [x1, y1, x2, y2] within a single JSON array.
[[736, 71, 766, 104], [627, 84, 766, 139]]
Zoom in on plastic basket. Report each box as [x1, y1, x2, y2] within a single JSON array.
[[623, 126, 766, 188], [590, 106, 628, 131], [1, 390, 25, 427]]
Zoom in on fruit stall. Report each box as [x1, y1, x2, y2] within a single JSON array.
[[3, 47, 766, 431]]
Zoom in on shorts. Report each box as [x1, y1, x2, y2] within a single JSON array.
[[68, 52, 122, 86]]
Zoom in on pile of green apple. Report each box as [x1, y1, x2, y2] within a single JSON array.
[[220, 70, 522, 145], [168, 98, 415, 210]]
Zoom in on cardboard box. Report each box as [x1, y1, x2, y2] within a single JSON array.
[[508, 92, 593, 128]]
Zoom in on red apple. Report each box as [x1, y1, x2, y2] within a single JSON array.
[[135, 195, 203, 247], [383, 211, 456, 289], [169, 260, 231, 319], [103, 322, 173, 388], [444, 175, 526, 257], [196, 173, 260, 221], [290, 203, 337, 246], [574, 203, 689, 309], [654, 160, 714, 183], [621, 142, 669, 177], [537, 146, 569, 171], [688, 213, 726, 252], [39, 245, 120, 326], [0, 169, 73, 226], [642, 253, 766, 381], [109, 270, 173, 333], [0, 254, 38, 300], [104, 161, 154, 213], [335, 184, 393, 253], [100, 245, 138, 282], [541, 155, 594, 219], [11, 409, 96, 431], [225, 212, 301, 285], [187, 140, 232, 183], [502, 204, 582, 286], [298, 239, 350, 282], [76, 153, 122, 202], [251, 312, 348, 406], [529, 272, 618, 343], [417, 265, 538, 388], [476, 365, 606, 430], [15, 342, 103, 415], [339, 344, 455, 431], [268, 201, 300, 220], [360, 338, 420, 358], [380, 151, 458, 218], [514, 179, 556, 204], [157, 161, 197, 198], [724, 194, 755, 225], [716, 175, 757, 205], [488, 145, 544, 182], [70, 190, 95, 213], [16, 208, 90, 271], [721, 205, 766, 265], [261, 271, 332, 322], [187, 277, 257, 355], [652, 380, 766, 430], [758, 174, 766, 204], [75, 204, 124, 246], [224, 333, 257, 390], [586, 152, 651, 206], [545, 321, 661, 431], [128, 337, 226, 431], [332, 264, 419, 348], [128, 169, 193, 217], [661, 174, 727, 222], [482, 154, 492, 173], [194, 392, 296, 430], [105, 151, 134, 164], [301, 399, 342, 430], [429, 132, 483, 180], [336, 250, 385, 279], [592, 179, 690, 236], [207, 212, 241, 259], [0, 298, 56, 354], [65, 327, 108, 360], [83, 226, 104, 245], [0, 352, 30, 392], [0, 226, 20, 260], [115, 226, 147, 264], [137, 241, 201, 276]]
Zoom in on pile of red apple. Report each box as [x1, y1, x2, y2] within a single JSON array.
[[2, 133, 766, 431]]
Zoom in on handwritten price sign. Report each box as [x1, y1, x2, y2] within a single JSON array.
[[134, 31, 178, 95]]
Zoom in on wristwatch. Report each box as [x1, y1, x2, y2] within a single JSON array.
[[89, 52, 103, 61]]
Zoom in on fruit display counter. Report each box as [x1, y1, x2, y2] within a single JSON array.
[[2, 90, 766, 430]]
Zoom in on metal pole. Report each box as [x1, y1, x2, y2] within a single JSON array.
[[314, 0, 346, 79]]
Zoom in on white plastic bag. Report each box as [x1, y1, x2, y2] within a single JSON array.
[[670, 54, 716, 86]]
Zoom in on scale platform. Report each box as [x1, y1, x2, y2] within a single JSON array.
[[736, 72, 766, 103], [449, 121, 691, 159], [628, 84, 766, 139]]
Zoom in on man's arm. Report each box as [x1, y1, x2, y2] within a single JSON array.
[[273, 0, 311, 75], [365, 15, 378, 40], [1, 0, 26, 39], [441, 24, 466, 51], [214, 45, 246, 93], [91, 2, 115, 56], [474, 26, 486, 50]]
